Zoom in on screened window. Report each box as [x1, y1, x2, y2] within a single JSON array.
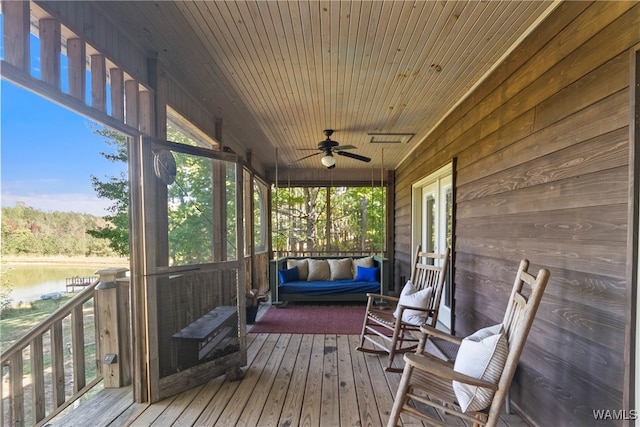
[[273, 186, 386, 255], [166, 152, 237, 265]]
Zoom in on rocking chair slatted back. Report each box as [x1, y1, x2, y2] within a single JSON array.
[[356, 245, 450, 372], [411, 249, 449, 323], [487, 259, 549, 423]]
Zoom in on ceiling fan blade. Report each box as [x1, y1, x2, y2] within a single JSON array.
[[336, 150, 371, 162], [296, 152, 322, 161], [333, 145, 357, 151]]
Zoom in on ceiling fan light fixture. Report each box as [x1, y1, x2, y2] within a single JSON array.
[[321, 153, 336, 168]]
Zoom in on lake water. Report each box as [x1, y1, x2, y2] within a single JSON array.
[[2, 265, 106, 305]]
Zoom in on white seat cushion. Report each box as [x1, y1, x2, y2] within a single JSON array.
[[452, 324, 508, 412], [307, 258, 331, 281], [393, 281, 432, 326], [287, 259, 309, 281], [352, 256, 374, 278], [328, 258, 354, 280]]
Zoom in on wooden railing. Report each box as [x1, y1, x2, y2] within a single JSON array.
[[1, 281, 102, 426]]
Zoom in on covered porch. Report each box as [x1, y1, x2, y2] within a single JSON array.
[[1, 1, 639, 426], [53, 330, 528, 427]]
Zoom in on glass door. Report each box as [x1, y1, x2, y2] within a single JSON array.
[[413, 164, 453, 330]]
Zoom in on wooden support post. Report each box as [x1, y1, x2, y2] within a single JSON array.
[[95, 267, 131, 388]]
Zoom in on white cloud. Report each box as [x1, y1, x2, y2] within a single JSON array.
[[1, 192, 112, 216]]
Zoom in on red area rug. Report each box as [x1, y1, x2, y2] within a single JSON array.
[[249, 304, 366, 334]]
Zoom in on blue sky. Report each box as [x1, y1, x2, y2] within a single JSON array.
[[1, 81, 126, 217], [1, 26, 126, 217]]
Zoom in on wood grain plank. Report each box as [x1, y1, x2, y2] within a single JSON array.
[[456, 280, 625, 353], [457, 89, 629, 189], [195, 333, 278, 426], [459, 126, 628, 203], [320, 334, 339, 427], [40, 18, 62, 89], [348, 334, 383, 427], [455, 203, 628, 243], [299, 334, 325, 427], [277, 334, 314, 427], [110, 68, 125, 120], [66, 38, 86, 101], [253, 334, 302, 426], [336, 335, 359, 426], [455, 234, 626, 278], [30, 336, 45, 423], [129, 394, 177, 425], [149, 385, 201, 426], [90, 54, 106, 112], [2, 0, 30, 71], [456, 167, 629, 220], [71, 304, 86, 392], [169, 379, 223, 426], [234, 334, 291, 426], [50, 321, 65, 408]]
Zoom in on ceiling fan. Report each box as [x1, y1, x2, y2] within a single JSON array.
[[296, 129, 371, 169]]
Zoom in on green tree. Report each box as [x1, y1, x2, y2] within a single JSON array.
[[87, 126, 130, 256], [272, 185, 385, 254], [87, 123, 234, 264], [1, 203, 115, 257]]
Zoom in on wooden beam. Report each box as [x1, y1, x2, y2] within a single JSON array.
[[147, 58, 167, 139], [2, 0, 30, 72], [67, 38, 86, 101], [1, 60, 141, 137], [91, 54, 107, 112], [139, 89, 155, 136], [125, 80, 140, 128], [110, 68, 125, 120], [40, 18, 61, 89]]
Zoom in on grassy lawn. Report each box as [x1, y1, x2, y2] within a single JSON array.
[[1, 296, 73, 351]]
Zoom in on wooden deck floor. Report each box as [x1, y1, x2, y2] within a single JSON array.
[[53, 331, 529, 427]]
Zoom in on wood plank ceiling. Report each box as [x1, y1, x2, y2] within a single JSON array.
[[94, 1, 558, 172]]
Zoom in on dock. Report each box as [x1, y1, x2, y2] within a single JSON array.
[[65, 276, 98, 292]]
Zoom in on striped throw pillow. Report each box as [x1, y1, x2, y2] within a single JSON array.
[[452, 324, 508, 412]]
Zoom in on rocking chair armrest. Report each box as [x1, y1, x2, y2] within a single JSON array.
[[404, 353, 498, 391], [366, 293, 399, 303], [419, 324, 464, 346], [397, 304, 434, 313]]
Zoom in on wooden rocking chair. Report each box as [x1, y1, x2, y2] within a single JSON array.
[[387, 259, 550, 427], [356, 246, 449, 372]]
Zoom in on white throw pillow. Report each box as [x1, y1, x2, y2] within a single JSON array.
[[287, 259, 309, 281], [452, 324, 508, 412], [352, 256, 374, 279], [328, 258, 354, 280], [393, 281, 433, 325], [307, 259, 331, 281]]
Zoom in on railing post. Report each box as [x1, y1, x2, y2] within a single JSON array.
[[95, 267, 131, 388]]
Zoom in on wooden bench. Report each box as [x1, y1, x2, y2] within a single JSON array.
[[171, 306, 238, 370]]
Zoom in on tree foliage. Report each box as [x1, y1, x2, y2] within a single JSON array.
[[87, 126, 130, 256], [272, 186, 386, 254], [87, 124, 238, 264], [1, 203, 117, 257]]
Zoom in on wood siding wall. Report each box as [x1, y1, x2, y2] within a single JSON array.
[[393, 3, 639, 426]]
